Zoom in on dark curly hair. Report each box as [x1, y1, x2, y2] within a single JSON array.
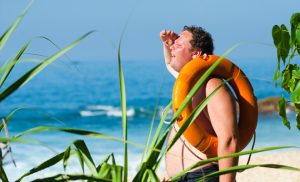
[[183, 25, 214, 55]]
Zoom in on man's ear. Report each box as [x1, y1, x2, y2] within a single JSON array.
[[192, 50, 202, 59]]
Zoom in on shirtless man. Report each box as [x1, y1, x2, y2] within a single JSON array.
[[160, 26, 238, 182]]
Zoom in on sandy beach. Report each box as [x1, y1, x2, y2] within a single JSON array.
[[236, 151, 300, 182], [159, 150, 300, 181]]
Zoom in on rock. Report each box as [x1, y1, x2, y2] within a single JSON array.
[[257, 96, 295, 114]]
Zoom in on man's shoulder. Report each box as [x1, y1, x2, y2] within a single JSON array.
[[205, 77, 224, 90]]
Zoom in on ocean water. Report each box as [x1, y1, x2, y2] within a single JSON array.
[[1, 58, 300, 180]]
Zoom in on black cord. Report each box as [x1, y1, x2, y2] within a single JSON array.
[[246, 132, 256, 166]]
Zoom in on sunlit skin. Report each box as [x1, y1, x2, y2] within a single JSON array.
[[160, 29, 239, 182]]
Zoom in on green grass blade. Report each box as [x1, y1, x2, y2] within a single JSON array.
[[98, 162, 112, 178], [0, 106, 66, 132], [63, 146, 71, 171], [141, 82, 164, 162], [198, 163, 300, 181], [96, 153, 115, 172], [13, 126, 145, 149], [117, 33, 128, 182], [147, 102, 171, 153], [143, 102, 172, 168], [73, 140, 98, 176], [0, 41, 31, 87], [97, 153, 113, 170], [0, 58, 12, 75], [0, 0, 33, 53], [36, 35, 72, 60], [97, 161, 123, 182], [0, 31, 94, 102], [171, 146, 298, 181], [16, 151, 67, 181], [30, 174, 112, 182], [0, 136, 42, 144], [0, 135, 58, 154], [110, 163, 123, 182], [75, 147, 85, 174], [145, 168, 160, 182], [133, 133, 168, 181], [0, 106, 28, 131], [113, 165, 123, 182], [0, 165, 9, 182], [141, 84, 164, 163], [14, 126, 120, 142]]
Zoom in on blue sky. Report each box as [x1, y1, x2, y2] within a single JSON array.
[[0, 0, 299, 61]]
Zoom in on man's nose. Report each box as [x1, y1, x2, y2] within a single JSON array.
[[170, 44, 175, 50]]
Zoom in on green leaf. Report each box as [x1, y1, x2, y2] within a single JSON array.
[[145, 101, 171, 164], [75, 147, 85, 174], [0, 58, 12, 75], [114, 165, 123, 182], [141, 83, 165, 164], [292, 69, 300, 79], [290, 13, 300, 47], [98, 162, 112, 178], [110, 163, 123, 182], [63, 146, 71, 171], [281, 67, 291, 92], [280, 24, 290, 63], [295, 104, 300, 130], [278, 97, 290, 129], [0, 165, 8, 182], [290, 81, 300, 103], [296, 24, 300, 55], [98, 162, 123, 182], [13, 126, 145, 148], [73, 140, 98, 176], [0, 0, 33, 53], [97, 153, 114, 170], [0, 106, 28, 131], [273, 63, 280, 82], [117, 33, 128, 182], [0, 41, 31, 87], [145, 168, 160, 182], [30, 174, 112, 182], [296, 112, 300, 130], [16, 151, 66, 181], [272, 25, 281, 48], [0, 31, 94, 102], [0, 136, 41, 144]]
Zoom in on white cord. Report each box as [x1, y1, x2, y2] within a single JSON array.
[[166, 63, 178, 78]]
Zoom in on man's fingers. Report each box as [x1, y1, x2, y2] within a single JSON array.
[[160, 29, 178, 45]]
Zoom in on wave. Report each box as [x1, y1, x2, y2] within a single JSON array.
[[80, 105, 136, 117], [80, 104, 174, 119]]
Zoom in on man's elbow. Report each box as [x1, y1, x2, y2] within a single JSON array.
[[218, 135, 239, 152]]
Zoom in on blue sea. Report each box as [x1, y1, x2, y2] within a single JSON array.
[[1, 58, 300, 180]]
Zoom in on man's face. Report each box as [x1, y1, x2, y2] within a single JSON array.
[[169, 30, 194, 72]]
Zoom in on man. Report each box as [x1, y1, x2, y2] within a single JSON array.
[[160, 26, 238, 182]]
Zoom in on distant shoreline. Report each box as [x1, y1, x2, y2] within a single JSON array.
[[257, 96, 294, 115]]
